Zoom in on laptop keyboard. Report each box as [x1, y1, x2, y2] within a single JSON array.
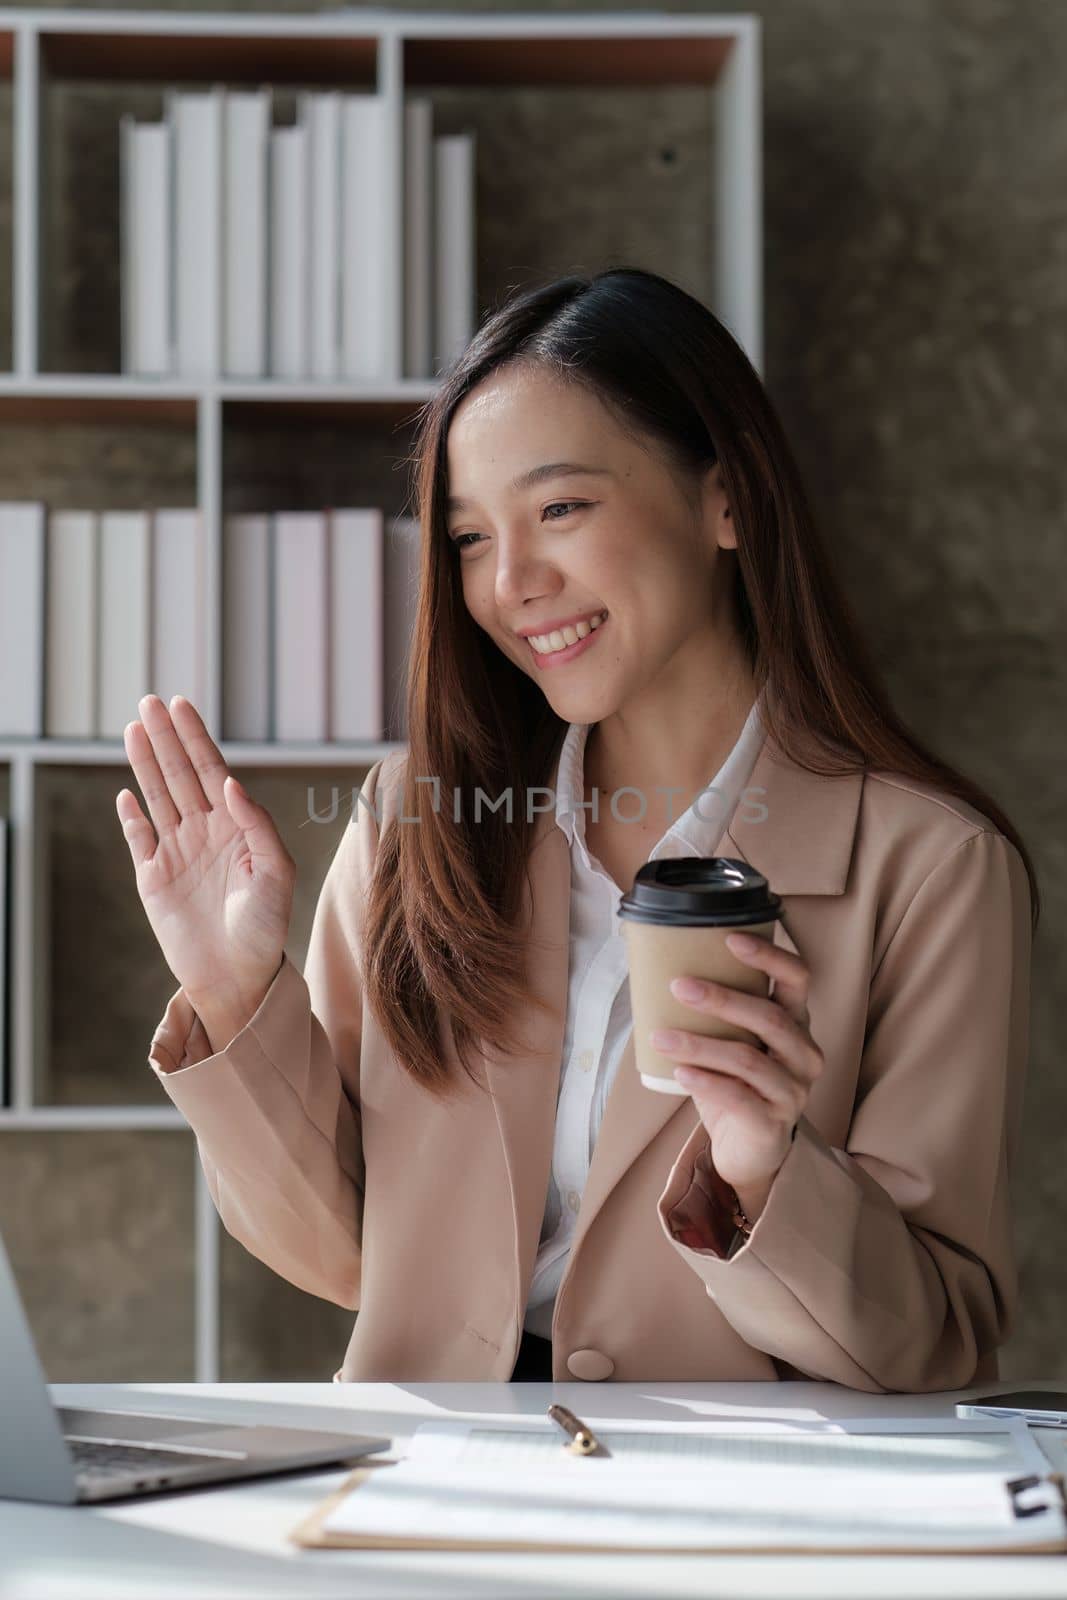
[[68, 1437, 242, 1481]]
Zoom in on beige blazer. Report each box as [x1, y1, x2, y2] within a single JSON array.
[[149, 731, 1032, 1391]]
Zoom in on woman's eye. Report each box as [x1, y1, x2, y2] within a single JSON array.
[[451, 502, 587, 552]]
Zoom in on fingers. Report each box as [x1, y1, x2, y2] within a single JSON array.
[[659, 1032, 807, 1121], [115, 787, 156, 868], [223, 774, 294, 875], [124, 694, 210, 830], [169, 695, 229, 808], [723, 932, 810, 1025], [667, 975, 823, 1087], [123, 717, 180, 835]]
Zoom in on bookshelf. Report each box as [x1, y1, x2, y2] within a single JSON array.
[[0, 6, 762, 1381]]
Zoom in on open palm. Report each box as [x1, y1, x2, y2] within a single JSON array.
[[116, 694, 295, 1019]]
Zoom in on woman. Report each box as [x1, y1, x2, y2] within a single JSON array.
[[119, 268, 1038, 1391]]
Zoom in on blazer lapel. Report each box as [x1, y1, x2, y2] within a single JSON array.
[[483, 726, 866, 1315], [725, 730, 864, 897]]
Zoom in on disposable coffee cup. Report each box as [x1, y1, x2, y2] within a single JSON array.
[[618, 856, 782, 1096]]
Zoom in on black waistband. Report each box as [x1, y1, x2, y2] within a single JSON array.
[[510, 1328, 553, 1381]]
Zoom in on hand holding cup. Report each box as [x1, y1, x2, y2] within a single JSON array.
[[652, 931, 825, 1193], [620, 856, 824, 1203]]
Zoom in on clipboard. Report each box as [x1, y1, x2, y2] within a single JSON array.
[[288, 1458, 1067, 1556]]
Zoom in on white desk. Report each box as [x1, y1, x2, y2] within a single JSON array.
[[4, 1380, 1067, 1599]]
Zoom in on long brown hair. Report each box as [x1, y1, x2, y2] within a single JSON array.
[[361, 267, 1040, 1099]]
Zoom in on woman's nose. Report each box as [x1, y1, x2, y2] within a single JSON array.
[[494, 547, 561, 612]]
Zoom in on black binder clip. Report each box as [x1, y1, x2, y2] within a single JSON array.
[[1006, 1474, 1050, 1519]]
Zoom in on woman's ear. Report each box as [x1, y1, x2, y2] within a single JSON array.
[[703, 461, 738, 550]]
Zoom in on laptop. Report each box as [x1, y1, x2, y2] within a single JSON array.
[[0, 1228, 391, 1504]]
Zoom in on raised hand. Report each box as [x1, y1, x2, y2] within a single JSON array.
[[116, 694, 296, 1042]]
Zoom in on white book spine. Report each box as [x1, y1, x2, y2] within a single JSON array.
[[224, 89, 270, 379], [404, 98, 435, 380], [433, 133, 476, 377], [0, 817, 7, 1106], [302, 90, 343, 383], [269, 123, 310, 380], [384, 514, 420, 743], [329, 509, 384, 741], [119, 113, 134, 375], [273, 512, 328, 743], [170, 86, 223, 379], [341, 94, 390, 382], [45, 510, 98, 739], [222, 513, 272, 742], [120, 117, 171, 376], [97, 512, 151, 740], [151, 510, 205, 711], [0, 502, 46, 738]]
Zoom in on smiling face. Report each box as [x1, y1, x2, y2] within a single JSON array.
[[445, 361, 742, 728]]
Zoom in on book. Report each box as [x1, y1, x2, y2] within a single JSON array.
[[168, 86, 224, 379], [0, 817, 8, 1108], [272, 512, 328, 742], [45, 510, 98, 739], [151, 510, 205, 712], [223, 89, 271, 379], [119, 116, 171, 376], [222, 513, 272, 742], [403, 96, 434, 379], [302, 90, 343, 383], [341, 93, 391, 382], [433, 132, 476, 376], [328, 508, 384, 741], [383, 514, 420, 742], [0, 502, 46, 738], [269, 121, 309, 379], [97, 512, 151, 740]]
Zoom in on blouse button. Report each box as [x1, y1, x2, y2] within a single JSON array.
[[577, 1049, 594, 1071], [566, 1189, 580, 1213], [566, 1349, 615, 1381]]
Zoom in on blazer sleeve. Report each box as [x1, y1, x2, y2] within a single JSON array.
[[146, 757, 387, 1309], [656, 828, 1032, 1394]]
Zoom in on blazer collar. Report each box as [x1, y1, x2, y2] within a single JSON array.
[[725, 729, 863, 896], [485, 724, 865, 1325]]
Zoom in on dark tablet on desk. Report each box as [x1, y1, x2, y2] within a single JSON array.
[[956, 1390, 1067, 1427]]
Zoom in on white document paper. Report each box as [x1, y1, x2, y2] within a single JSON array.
[[319, 1417, 1065, 1553], [409, 1414, 1051, 1473]]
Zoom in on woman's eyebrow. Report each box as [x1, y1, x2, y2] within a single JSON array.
[[447, 462, 614, 512]]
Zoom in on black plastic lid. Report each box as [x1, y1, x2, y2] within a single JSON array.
[[617, 856, 781, 928]]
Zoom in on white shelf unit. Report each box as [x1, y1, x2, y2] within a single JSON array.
[[0, 6, 763, 1381]]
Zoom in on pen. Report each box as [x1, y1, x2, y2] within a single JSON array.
[[547, 1403, 608, 1457]]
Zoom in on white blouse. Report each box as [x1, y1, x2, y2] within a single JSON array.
[[522, 695, 769, 1339]]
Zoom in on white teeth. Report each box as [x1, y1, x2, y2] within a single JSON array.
[[528, 612, 607, 655]]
